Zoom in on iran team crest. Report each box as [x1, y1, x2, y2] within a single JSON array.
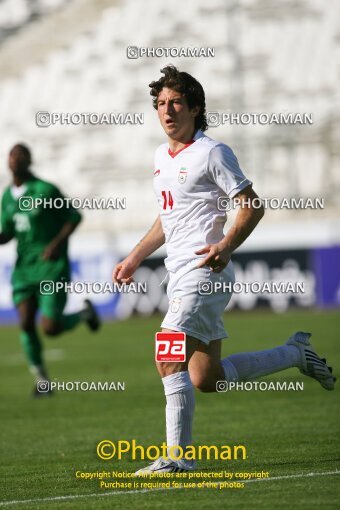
[[178, 167, 187, 184], [170, 297, 182, 313]]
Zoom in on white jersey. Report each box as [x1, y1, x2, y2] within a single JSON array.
[[153, 130, 252, 272]]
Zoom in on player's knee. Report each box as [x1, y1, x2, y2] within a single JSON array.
[[193, 380, 215, 393], [41, 319, 61, 337], [43, 326, 59, 337], [20, 319, 35, 332], [190, 373, 216, 393]]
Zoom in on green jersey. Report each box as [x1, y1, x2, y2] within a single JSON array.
[[0, 175, 82, 284]]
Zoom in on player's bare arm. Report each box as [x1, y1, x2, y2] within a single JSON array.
[[42, 220, 81, 261], [196, 185, 264, 272], [112, 215, 165, 284]]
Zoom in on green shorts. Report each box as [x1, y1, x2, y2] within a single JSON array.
[[12, 281, 67, 321], [12, 256, 70, 321]]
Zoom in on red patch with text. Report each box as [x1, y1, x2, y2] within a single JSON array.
[[155, 332, 186, 362]]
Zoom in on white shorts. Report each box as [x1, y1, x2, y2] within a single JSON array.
[[161, 259, 235, 344]]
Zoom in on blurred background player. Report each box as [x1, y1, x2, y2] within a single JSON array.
[[0, 143, 101, 397], [113, 66, 335, 473]]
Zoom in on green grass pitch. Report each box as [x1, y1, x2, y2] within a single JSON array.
[[0, 309, 339, 509]]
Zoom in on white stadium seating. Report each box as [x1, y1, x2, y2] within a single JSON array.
[[0, 0, 339, 241]]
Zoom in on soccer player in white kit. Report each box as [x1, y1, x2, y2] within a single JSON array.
[[113, 66, 335, 473]]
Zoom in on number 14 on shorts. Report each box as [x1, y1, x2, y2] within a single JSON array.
[[155, 332, 186, 362]]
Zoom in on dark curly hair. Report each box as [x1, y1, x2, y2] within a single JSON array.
[[149, 65, 208, 132]]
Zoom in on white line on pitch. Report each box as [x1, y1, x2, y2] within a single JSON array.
[[0, 470, 339, 507]]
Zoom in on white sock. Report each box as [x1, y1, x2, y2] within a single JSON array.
[[222, 345, 300, 381], [162, 371, 195, 462], [29, 365, 49, 383]]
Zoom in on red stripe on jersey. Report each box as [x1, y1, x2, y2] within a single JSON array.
[[168, 140, 194, 158]]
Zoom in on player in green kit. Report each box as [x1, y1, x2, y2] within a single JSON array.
[[0, 144, 101, 396]]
